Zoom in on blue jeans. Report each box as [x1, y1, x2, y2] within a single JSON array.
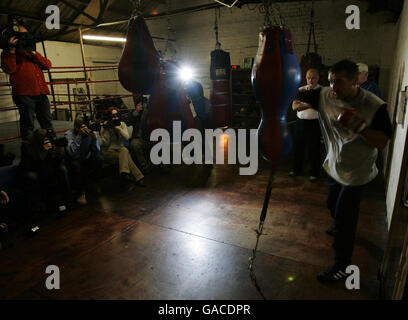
[[13, 94, 54, 139]]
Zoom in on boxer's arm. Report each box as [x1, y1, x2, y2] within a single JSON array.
[[360, 104, 392, 150]]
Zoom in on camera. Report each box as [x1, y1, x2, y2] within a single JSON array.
[[0, 16, 36, 51], [84, 113, 122, 132], [46, 129, 67, 148]]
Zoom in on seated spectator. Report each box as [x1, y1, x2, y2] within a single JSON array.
[[99, 107, 146, 188], [65, 115, 103, 205], [0, 189, 9, 205], [0, 188, 11, 247], [18, 129, 72, 214], [128, 97, 151, 174], [112, 95, 127, 110]]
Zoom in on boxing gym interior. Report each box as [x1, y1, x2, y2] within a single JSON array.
[[0, 0, 408, 301]]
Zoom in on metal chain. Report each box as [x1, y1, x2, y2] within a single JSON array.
[[307, 0, 317, 53], [164, 0, 176, 60], [248, 168, 275, 300], [129, 0, 142, 17], [248, 220, 267, 300], [214, 8, 221, 48], [263, 0, 272, 27], [271, 1, 285, 27], [262, 0, 279, 27]]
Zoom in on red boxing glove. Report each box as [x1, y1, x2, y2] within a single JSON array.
[[337, 108, 366, 133]]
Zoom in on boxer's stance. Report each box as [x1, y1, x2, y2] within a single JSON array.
[[293, 60, 392, 282]]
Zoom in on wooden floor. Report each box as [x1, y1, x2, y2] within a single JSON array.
[[0, 148, 388, 300]]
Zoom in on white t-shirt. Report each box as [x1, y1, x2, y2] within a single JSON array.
[[318, 87, 385, 186], [296, 84, 321, 120]]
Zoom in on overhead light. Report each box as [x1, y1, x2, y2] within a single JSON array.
[[178, 66, 195, 82], [214, 0, 239, 8], [82, 35, 126, 42]]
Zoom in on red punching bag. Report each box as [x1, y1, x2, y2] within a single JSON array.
[[252, 26, 301, 165], [144, 61, 195, 140], [210, 48, 231, 128], [118, 16, 161, 94]]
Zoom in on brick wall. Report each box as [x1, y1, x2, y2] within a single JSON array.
[[147, 0, 397, 99]]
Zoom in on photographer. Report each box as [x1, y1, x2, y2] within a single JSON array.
[[100, 107, 146, 188], [128, 97, 151, 174], [65, 115, 103, 205], [0, 18, 55, 140], [18, 129, 72, 216]]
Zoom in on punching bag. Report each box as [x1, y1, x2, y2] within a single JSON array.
[[118, 16, 161, 94], [299, 1, 322, 86], [144, 61, 195, 140], [210, 49, 231, 128], [252, 27, 301, 164]]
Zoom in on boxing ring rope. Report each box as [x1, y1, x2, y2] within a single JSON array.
[[0, 11, 157, 144], [0, 62, 139, 142], [0, 12, 186, 143]]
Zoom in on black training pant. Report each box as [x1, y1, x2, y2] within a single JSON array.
[[293, 118, 321, 177], [326, 176, 365, 267]]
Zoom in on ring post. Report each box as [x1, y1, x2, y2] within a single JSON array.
[[41, 39, 58, 120], [79, 27, 93, 119]]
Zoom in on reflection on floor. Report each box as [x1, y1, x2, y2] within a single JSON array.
[[0, 143, 388, 299]]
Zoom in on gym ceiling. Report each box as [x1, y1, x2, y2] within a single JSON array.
[[0, 0, 404, 44]]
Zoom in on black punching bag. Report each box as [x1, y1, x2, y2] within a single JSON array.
[[299, 1, 322, 86], [300, 52, 322, 86], [210, 49, 231, 128]]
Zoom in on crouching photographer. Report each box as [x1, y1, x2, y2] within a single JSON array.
[[18, 129, 72, 219], [99, 107, 146, 188], [0, 16, 55, 140], [65, 116, 103, 205]]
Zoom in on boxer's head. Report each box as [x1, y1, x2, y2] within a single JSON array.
[[328, 60, 359, 100]]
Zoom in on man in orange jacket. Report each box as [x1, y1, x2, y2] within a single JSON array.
[[1, 24, 55, 140]]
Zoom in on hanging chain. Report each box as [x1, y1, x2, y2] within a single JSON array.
[[248, 168, 275, 300], [262, 0, 280, 27], [271, 1, 285, 27], [248, 220, 267, 300], [263, 0, 272, 27], [214, 8, 221, 48], [164, 0, 176, 60], [307, 0, 317, 53], [129, 0, 142, 17]]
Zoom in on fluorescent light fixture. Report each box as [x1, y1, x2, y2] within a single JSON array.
[[82, 35, 126, 42], [178, 66, 195, 82], [214, 0, 239, 8]]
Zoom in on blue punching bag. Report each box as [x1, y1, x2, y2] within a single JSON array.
[[252, 26, 301, 164]]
